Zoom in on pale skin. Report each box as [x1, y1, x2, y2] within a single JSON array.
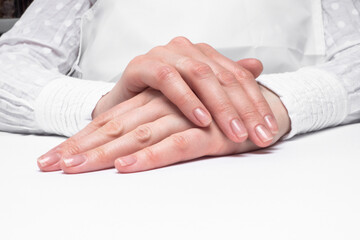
[[37, 37, 289, 173], [92, 37, 278, 145]]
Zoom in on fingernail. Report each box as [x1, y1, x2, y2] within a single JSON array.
[[264, 115, 279, 134], [230, 119, 248, 140], [193, 108, 211, 126], [255, 124, 273, 143], [63, 155, 87, 168], [116, 155, 137, 167], [37, 152, 61, 168]]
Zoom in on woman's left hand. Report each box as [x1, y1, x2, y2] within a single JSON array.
[[37, 87, 290, 174]]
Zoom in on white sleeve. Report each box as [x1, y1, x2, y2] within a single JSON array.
[[0, 0, 114, 137], [257, 0, 360, 139]]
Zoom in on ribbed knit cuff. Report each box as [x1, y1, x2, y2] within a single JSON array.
[[35, 77, 115, 137], [257, 67, 348, 139]]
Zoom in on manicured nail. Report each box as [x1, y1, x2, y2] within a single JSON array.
[[230, 119, 248, 140], [117, 155, 137, 167], [255, 124, 273, 143], [193, 108, 211, 126], [264, 115, 279, 134], [63, 155, 86, 167], [37, 152, 61, 168]]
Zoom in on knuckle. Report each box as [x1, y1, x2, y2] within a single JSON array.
[[189, 62, 213, 78], [65, 144, 82, 156], [143, 147, 158, 165], [176, 56, 192, 68], [155, 65, 177, 84], [171, 134, 189, 152], [169, 36, 192, 46], [87, 121, 101, 132], [133, 125, 152, 143], [130, 54, 147, 65], [91, 147, 107, 162], [215, 101, 235, 115], [235, 67, 254, 81], [196, 42, 212, 51], [100, 119, 124, 137], [252, 98, 269, 110], [147, 45, 164, 55], [241, 109, 259, 122], [61, 139, 80, 156], [92, 114, 108, 128], [174, 90, 194, 106], [216, 71, 237, 86], [195, 43, 215, 56], [61, 138, 75, 150]]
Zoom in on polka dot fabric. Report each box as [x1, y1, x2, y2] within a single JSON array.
[[320, 0, 360, 125], [323, 0, 360, 58]]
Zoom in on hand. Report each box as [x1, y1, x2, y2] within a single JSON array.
[[37, 87, 290, 173], [115, 85, 290, 173], [92, 37, 278, 147]]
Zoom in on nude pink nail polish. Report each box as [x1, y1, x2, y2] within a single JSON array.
[[255, 124, 273, 143], [230, 119, 248, 141], [193, 108, 211, 126], [37, 152, 61, 168], [264, 115, 279, 134], [117, 155, 137, 167], [63, 155, 86, 168]]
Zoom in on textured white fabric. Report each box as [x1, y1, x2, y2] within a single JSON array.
[[0, 0, 359, 138], [35, 77, 113, 136], [257, 0, 360, 137], [258, 67, 348, 138]]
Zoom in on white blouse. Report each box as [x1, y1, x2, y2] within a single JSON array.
[[0, 0, 359, 138]]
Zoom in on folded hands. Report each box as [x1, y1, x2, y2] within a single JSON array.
[[37, 37, 290, 174]]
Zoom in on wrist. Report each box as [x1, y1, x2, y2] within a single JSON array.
[[91, 93, 107, 119], [91, 90, 117, 119]]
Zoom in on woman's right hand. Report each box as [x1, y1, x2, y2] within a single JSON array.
[[92, 37, 278, 147]]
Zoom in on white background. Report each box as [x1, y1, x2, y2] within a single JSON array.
[[1, 123, 359, 240]]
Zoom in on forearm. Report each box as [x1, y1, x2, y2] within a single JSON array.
[[0, 0, 111, 136], [0, 50, 113, 136]]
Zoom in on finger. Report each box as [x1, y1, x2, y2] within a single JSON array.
[[60, 114, 193, 174], [115, 127, 226, 173], [236, 58, 263, 78], [115, 127, 214, 173], [223, 83, 273, 147], [115, 121, 278, 173], [60, 94, 177, 158], [117, 55, 213, 127], [148, 40, 249, 143], [37, 89, 156, 171], [37, 161, 61, 172], [165, 39, 272, 145], [196, 43, 279, 137]]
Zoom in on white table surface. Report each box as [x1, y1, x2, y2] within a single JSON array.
[[0, 123, 359, 240]]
